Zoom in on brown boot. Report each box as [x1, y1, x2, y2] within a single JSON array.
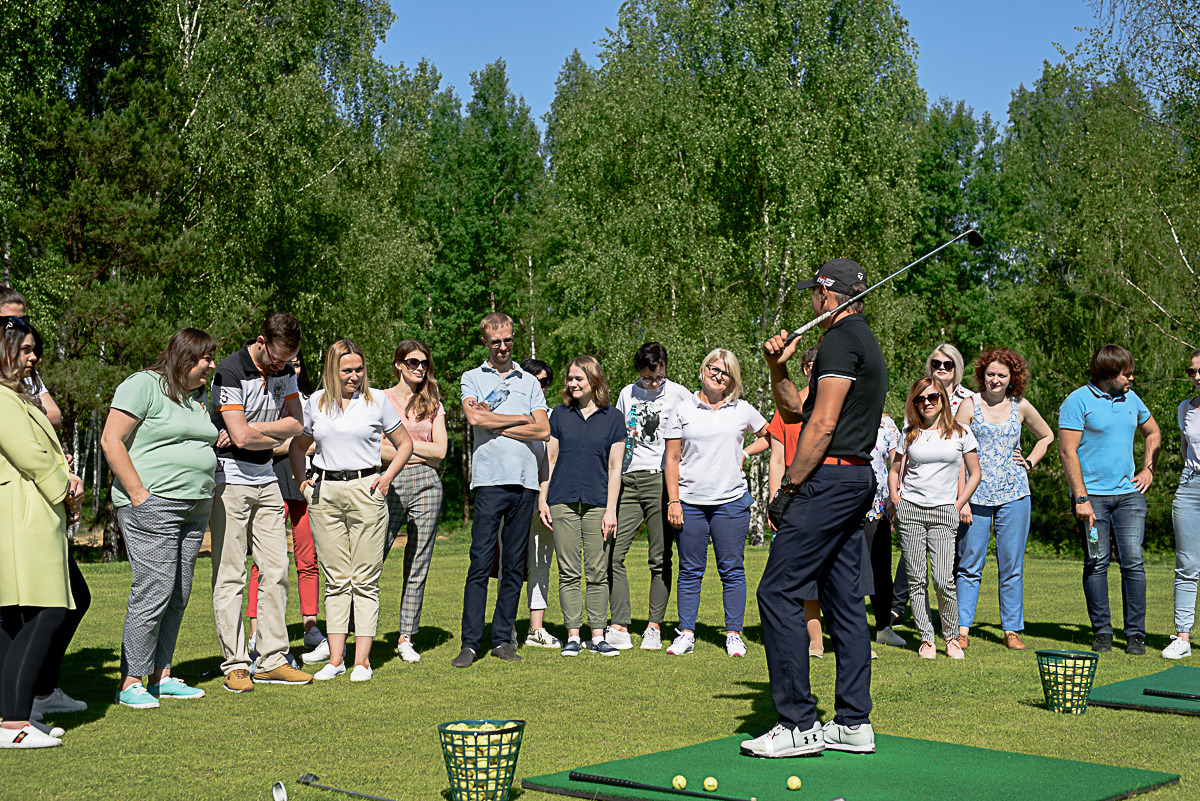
[[1005, 632, 1026, 650]]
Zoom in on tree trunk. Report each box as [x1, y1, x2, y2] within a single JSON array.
[[101, 491, 123, 563]]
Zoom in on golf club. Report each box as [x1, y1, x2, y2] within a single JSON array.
[[783, 229, 985, 347], [1142, 688, 1200, 702], [294, 773, 400, 801], [272, 781, 288, 801]]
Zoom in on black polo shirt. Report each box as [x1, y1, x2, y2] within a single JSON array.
[[800, 313, 886, 461], [546, 403, 626, 507]]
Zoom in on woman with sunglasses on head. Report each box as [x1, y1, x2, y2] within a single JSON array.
[[889, 378, 981, 659], [102, 329, 223, 708], [539, 356, 627, 657], [1165, 349, 1200, 660], [247, 351, 327, 665], [927, 344, 972, 413], [0, 316, 84, 747], [380, 340, 447, 664], [664, 349, 768, 657], [290, 340, 414, 681], [952, 348, 1053, 652]]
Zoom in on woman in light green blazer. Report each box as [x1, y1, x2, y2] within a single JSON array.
[[0, 315, 83, 749]]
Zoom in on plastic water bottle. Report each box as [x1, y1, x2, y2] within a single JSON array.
[[1086, 525, 1102, 559]]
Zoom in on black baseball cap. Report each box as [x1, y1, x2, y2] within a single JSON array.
[[796, 258, 866, 296]]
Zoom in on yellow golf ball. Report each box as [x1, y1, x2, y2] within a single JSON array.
[[672, 775, 687, 790], [787, 775, 802, 790], [704, 777, 718, 792]]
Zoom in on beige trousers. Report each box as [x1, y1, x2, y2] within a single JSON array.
[[210, 481, 290, 673], [306, 476, 388, 637]]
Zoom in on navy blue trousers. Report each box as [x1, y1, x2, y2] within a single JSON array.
[[461, 485, 535, 652], [757, 464, 875, 729]]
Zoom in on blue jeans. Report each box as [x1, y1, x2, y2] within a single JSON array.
[[1082, 492, 1147, 638], [955, 496, 1031, 631], [676, 493, 751, 632], [1171, 471, 1200, 634]]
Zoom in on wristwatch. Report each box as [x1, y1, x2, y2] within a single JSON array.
[[1074, 495, 1089, 505], [780, 473, 801, 495]]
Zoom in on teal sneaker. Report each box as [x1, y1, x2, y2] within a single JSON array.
[[116, 682, 160, 709], [148, 677, 205, 700]]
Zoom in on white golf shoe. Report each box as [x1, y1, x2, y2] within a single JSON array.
[[740, 722, 824, 758]]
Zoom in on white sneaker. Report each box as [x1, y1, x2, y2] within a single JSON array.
[[304, 627, 326, 649], [397, 640, 422, 663], [350, 664, 373, 682], [726, 632, 747, 657], [524, 628, 562, 648], [313, 663, 346, 681], [875, 626, 906, 647], [822, 720, 875, 753], [666, 630, 694, 655], [604, 627, 634, 650], [302, 637, 331, 665], [640, 626, 662, 650], [31, 687, 87, 715], [740, 722, 823, 758], [0, 724, 61, 749], [1162, 636, 1193, 660]]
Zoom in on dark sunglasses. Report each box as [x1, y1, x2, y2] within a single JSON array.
[[929, 359, 955, 372], [2, 315, 31, 332], [916, 392, 942, 405], [403, 358, 429, 371], [1187, 368, 1199, 378], [537, 376, 551, 388]]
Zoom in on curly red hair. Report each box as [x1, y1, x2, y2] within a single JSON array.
[[973, 348, 1029, 398]]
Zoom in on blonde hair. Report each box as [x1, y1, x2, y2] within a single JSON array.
[[700, 348, 743, 403], [926, 343, 965, 389], [479, 312, 514, 339], [561, 355, 611, 408], [317, 339, 374, 414]]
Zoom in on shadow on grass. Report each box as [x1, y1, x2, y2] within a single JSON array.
[[721, 681, 830, 734], [54, 646, 118, 730], [1022, 620, 1097, 649]]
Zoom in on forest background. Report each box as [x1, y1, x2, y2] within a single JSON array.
[[3, 0, 1197, 558]]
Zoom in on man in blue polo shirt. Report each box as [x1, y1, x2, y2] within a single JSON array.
[[453, 312, 550, 667], [1059, 344, 1161, 655]]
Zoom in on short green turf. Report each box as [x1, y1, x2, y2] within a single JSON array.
[[3, 535, 1197, 800], [1089, 665, 1200, 715], [523, 732, 1179, 801]]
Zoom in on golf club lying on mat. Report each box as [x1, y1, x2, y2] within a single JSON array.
[[1142, 688, 1200, 701], [568, 770, 845, 801], [783, 229, 984, 346], [270, 774, 399, 801]]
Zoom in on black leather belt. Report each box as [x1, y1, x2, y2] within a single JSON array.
[[307, 466, 379, 502]]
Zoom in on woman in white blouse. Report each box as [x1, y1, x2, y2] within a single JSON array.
[[289, 340, 413, 681]]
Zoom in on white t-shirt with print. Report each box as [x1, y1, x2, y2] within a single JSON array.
[[897, 426, 979, 507], [616, 379, 693, 473], [662, 394, 766, 505]]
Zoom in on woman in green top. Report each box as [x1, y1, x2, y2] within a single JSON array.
[[101, 328, 222, 708]]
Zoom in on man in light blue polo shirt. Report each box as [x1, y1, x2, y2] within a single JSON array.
[[452, 312, 550, 667], [1058, 344, 1161, 655]]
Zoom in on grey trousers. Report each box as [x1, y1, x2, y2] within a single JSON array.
[[117, 495, 212, 677], [551, 502, 611, 632], [610, 471, 673, 626], [384, 464, 444, 637], [896, 499, 960, 642]]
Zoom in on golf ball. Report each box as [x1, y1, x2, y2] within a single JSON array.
[[673, 775, 687, 790], [704, 777, 718, 792], [787, 775, 802, 790]]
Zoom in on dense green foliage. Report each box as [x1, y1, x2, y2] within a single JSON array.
[[3, 0, 1197, 552]]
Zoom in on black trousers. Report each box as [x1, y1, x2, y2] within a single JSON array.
[[35, 557, 90, 696], [758, 464, 875, 729], [460, 485, 536, 652], [0, 606, 69, 721]]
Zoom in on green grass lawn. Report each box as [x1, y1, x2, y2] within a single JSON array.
[[5, 538, 1196, 800]]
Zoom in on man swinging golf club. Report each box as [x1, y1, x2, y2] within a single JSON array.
[[742, 258, 886, 757]]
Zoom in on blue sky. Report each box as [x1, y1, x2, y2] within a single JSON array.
[[378, 1, 1093, 128]]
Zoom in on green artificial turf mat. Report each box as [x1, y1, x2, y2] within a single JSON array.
[[522, 732, 1179, 801], [1088, 665, 1200, 716]]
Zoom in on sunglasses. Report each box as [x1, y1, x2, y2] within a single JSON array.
[[1188, 368, 1200, 378], [929, 359, 955, 372], [537, 376, 551, 389], [487, 337, 514, 348], [916, 392, 942, 405], [2, 315, 31, 332], [403, 358, 429, 371]]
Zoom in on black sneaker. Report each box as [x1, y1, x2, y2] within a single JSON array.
[[561, 641, 582, 658], [451, 647, 476, 668], [587, 639, 621, 657], [1092, 633, 1113, 652], [1126, 634, 1146, 655], [489, 642, 522, 662]]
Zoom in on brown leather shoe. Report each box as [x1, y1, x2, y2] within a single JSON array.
[[1005, 632, 1026, 650], [955, 633, 970, 650], [223, 669, 254, 693]]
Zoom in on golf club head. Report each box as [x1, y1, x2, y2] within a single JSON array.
[[965, 229, 984, 248], [272, 782, 288, 801], [298, 773, 320, 786]]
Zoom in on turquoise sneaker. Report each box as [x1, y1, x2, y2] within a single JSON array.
[[148, 677, 205, 700], [116, 682, 160, 709]]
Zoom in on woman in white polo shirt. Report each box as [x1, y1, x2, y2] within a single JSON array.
[[664, 349, 767, 657], [288, 340, 413, 681]]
